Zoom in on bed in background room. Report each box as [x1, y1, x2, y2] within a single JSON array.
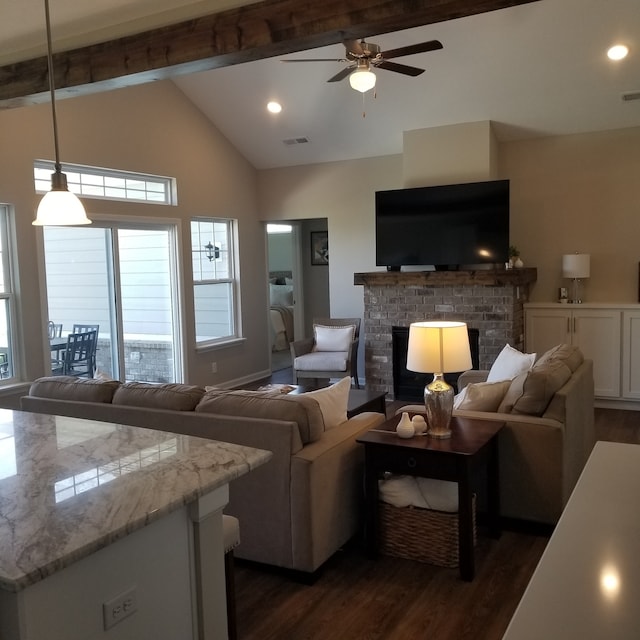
[[269, 272, 294, 352]]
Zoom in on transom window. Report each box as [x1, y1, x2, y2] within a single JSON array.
[[34, 160, 176, 205], [191, 218, 238, 345]]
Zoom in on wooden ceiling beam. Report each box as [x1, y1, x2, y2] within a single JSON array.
[[0, 0, 539, 108]]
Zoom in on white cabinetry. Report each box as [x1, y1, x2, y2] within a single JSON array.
[[525, 305, 623, 399], [622, 310, 640, 400]]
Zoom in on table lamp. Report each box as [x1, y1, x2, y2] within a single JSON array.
[[562, 253, 590, 303], [406, 321, 472, 439]]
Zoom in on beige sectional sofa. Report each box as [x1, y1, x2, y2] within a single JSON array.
[[20, 377, 386, 575]]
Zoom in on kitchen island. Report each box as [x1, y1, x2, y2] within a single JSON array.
[[0, 409, 271, 639], [503, 441, 640, 639]]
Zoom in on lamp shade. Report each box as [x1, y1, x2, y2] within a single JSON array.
[[34, 189, 91, 226], [406, 321, 472, 374], [349, 68, 376, 93], [562, 253, 590, 279]]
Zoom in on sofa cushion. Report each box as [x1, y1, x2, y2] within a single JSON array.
[[294, 351, 348, 372], [453, 379, 511, 412], [313, 324, 355, 352], [486, 344, 536, 382], [112, 382, 205, 411], [196, 389, 325, 444], [499, 359, 572, 416], [28, 376, 121, 403], [299, 377, 351, 429]]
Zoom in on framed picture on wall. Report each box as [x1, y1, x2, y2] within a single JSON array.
[[311, 231, 329, 266]]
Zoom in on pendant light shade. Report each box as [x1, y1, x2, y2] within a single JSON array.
[[34, 170, 91, 226], [33, 0, 91, 226]]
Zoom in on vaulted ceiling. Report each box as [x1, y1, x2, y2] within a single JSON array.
[[2, 0, 638, 169]]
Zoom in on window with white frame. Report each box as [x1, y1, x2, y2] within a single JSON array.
[[34, 160, 176, 205], [191, 218, 238, 345], [0, 207, 17, 382]]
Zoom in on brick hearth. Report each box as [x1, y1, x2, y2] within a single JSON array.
[[354, 268, 537, 399]]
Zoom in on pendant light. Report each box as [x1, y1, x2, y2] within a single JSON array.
[[33, 0, 91, 226]]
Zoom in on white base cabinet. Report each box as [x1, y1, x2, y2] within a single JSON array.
[[525, 304, 640, 403], [622, 310, 640, 400]]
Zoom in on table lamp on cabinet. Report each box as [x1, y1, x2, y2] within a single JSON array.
[[406, 321, 472, 439], [562, 253, 590, 303]]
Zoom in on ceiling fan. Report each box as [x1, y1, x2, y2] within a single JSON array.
[[282, 38, 443, 93]]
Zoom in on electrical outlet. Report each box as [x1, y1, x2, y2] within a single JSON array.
[[211, 362, 217, 373], [103, 586, 138, 630]]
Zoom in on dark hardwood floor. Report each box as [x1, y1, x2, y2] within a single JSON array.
[[235, 368, 640, 640]]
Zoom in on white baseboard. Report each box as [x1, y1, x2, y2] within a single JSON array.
[[594, 399, 640, 411], [217, 369, 274, 390]]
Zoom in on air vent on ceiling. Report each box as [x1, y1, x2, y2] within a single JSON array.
[[621, 90, 640, 102], [282, 137, 310, 146]]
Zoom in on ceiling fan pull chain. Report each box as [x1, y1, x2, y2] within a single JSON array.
[[362, 92, 366, 118]]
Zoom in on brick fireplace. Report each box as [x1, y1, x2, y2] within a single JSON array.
[[354, 268, 537, 399]]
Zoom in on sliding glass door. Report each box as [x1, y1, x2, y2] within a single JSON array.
[[43, 222, 182, 382]]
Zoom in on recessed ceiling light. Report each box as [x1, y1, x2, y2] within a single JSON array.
[[267, 101, 282, 114], [607, 44, 629, 61]]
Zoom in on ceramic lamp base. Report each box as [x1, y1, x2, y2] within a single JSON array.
[[424, 373, 454, 439]]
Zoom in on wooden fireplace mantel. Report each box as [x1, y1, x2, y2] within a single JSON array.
[[354, 267, 537, 287]]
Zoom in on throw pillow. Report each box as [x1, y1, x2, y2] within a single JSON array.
[[535, 343, 584, 372], [498, 359, 572, 416], [313, 324, 355, 352], [269, 284, 293, 306], [300, 376, 351, 429], [486, 344, 536, 382], [453, 380, 511, 412]]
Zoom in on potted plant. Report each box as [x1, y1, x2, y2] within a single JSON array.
[[509, 245, 523, 268]]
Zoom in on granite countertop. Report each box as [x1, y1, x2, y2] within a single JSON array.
[[0, 409, 272, 592]]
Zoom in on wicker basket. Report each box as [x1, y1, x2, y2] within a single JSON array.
[[378, 497, 476, 568]]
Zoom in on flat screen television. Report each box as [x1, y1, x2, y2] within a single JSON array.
[[375, 179, 510, 270]]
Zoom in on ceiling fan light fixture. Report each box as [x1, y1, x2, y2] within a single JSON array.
[[349, 67, 376, 93]]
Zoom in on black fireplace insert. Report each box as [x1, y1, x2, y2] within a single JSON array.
[[392, 326, 480, 402]]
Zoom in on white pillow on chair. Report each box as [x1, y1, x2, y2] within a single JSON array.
[[313, 325, 355, 352]]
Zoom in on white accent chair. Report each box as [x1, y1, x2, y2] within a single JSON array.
[[290, 317, 361, 388]]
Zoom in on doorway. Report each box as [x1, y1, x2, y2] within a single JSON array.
[[266, 219, 329, 372]]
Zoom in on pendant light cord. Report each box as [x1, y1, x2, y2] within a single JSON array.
[[44, 0, 61, 173]]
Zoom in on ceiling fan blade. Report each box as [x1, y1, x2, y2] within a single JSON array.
[[281, 58, 347, 63], [327, 66, 355, 83], [376, 60, 425, 77], [381, 40, 443, 60]]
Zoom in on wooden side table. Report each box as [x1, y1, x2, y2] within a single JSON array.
[[356, 414, 504, 581]]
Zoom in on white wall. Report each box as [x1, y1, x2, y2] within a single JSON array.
[[403, 121, 498, 186], [0, 81, 269, 386], [267, 232, 293, 272], [258, 123, 640, 378], [258, 154, 402, 375]]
